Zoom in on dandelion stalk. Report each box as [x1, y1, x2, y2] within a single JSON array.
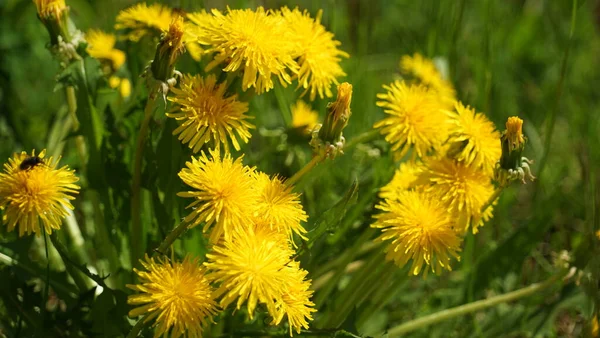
[[384, 271, 566, 336], [154, 219, 190, 256], [481, 184, 505, 214], [126, 315, 149, 338], [41, 229, 50, 326], [343, 129, 380, 151], [285, 153, 326, 187], [131, 96, 157, 266], [48, 233, 89, 291]]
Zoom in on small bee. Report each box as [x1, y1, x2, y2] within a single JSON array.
[[19, 156, 44, 171]]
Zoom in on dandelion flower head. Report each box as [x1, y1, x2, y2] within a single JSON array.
[[178, 150, 257, 243], [115, 3, 173, 41], [115, 3, 203, 60], [253, 172, 308, 243], [205, 227, 297, 319], [0, 150, 79, 237], [418, 157, 496, 234], [372, 190, 462, 276], [168, 74, 254, 153], [291, 100, 319, 134], [86, 29, 126, 71], [127, 255, 218, 338], [401, 53, 456, 104], [270, 261, 316, 336], [374, 81, 448, 159], [379, 161, 423, 201], [280, 7, 348, 101], [192, 7, 299, 94], [445, 101, 501, 174]]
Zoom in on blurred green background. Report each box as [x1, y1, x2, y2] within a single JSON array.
[[0, 0, 599, 337]]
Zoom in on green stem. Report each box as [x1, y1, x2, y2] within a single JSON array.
[[343, 129, 380, 151], [384, 272, 565, 336], [65, 86, 79, 131], [48, 233, 89, 291], [127, 315, 149, 338], [131, 97, 157, 267], [221, 328, 361, 337], [285, 153, 325, 187], [41, 229, 50, 327], [481, 185, 505, 213], [155, 220, 190, 256]]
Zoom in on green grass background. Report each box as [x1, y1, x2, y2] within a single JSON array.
[[0, 0, 599, 337]]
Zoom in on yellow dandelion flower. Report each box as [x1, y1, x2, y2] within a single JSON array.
[[271, 261, 316, 336], [86, 29, 126, 71], [115, 3, 203, 61], [0, 150, 79, 237], [167, 74, 254, 153], [446, 101, 501, 174], [178, 150, 256, 243], [419, 157, 496, 234], [192, 7, 299, 94], [291, 100, 319, 134], [379, 161, 423, 201], [372, 190, 462, 276], [374, 81, 448, 159], [253, 172, 308, 242], [400, 53, 456, 104], [127, 255, 218, 338], [205, 227, 297, 319], [115, 3, 173, 41], [280, 7, 348, 100]]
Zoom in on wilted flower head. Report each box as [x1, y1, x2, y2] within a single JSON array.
[[178, 150, 257, 243], [0, 150, 79, 236], [310, 83, 352, 159], [150, 15, 186, 83], [127, 255, 218, 338], [497, 116, 535, 184], [374, 81, 448, 160], [86, 29, 126, 72], [193, 7, 299, 94], [167, 74, 254, 153], [445, 101, 501, 174], [34, 0, 72, 45], [280, 7, 348, 100], [418, 157, 496, 234], [372, 190, 462, 276]]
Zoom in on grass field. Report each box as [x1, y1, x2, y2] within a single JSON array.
[[0, 0, 598, 337]]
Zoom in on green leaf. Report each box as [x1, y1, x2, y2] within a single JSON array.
[[306, 179, 359, 246]]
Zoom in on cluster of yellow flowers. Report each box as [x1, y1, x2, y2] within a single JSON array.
[[372, 54, 517, 276], [1, 2, 351, 337]]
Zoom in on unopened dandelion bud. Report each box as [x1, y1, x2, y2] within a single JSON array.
[[319, 83, 352, 142], [149, 16, 185, 86], [34, 0, 71, 45], [495, 116, 535, 185], [310, 83, 352, 159]]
